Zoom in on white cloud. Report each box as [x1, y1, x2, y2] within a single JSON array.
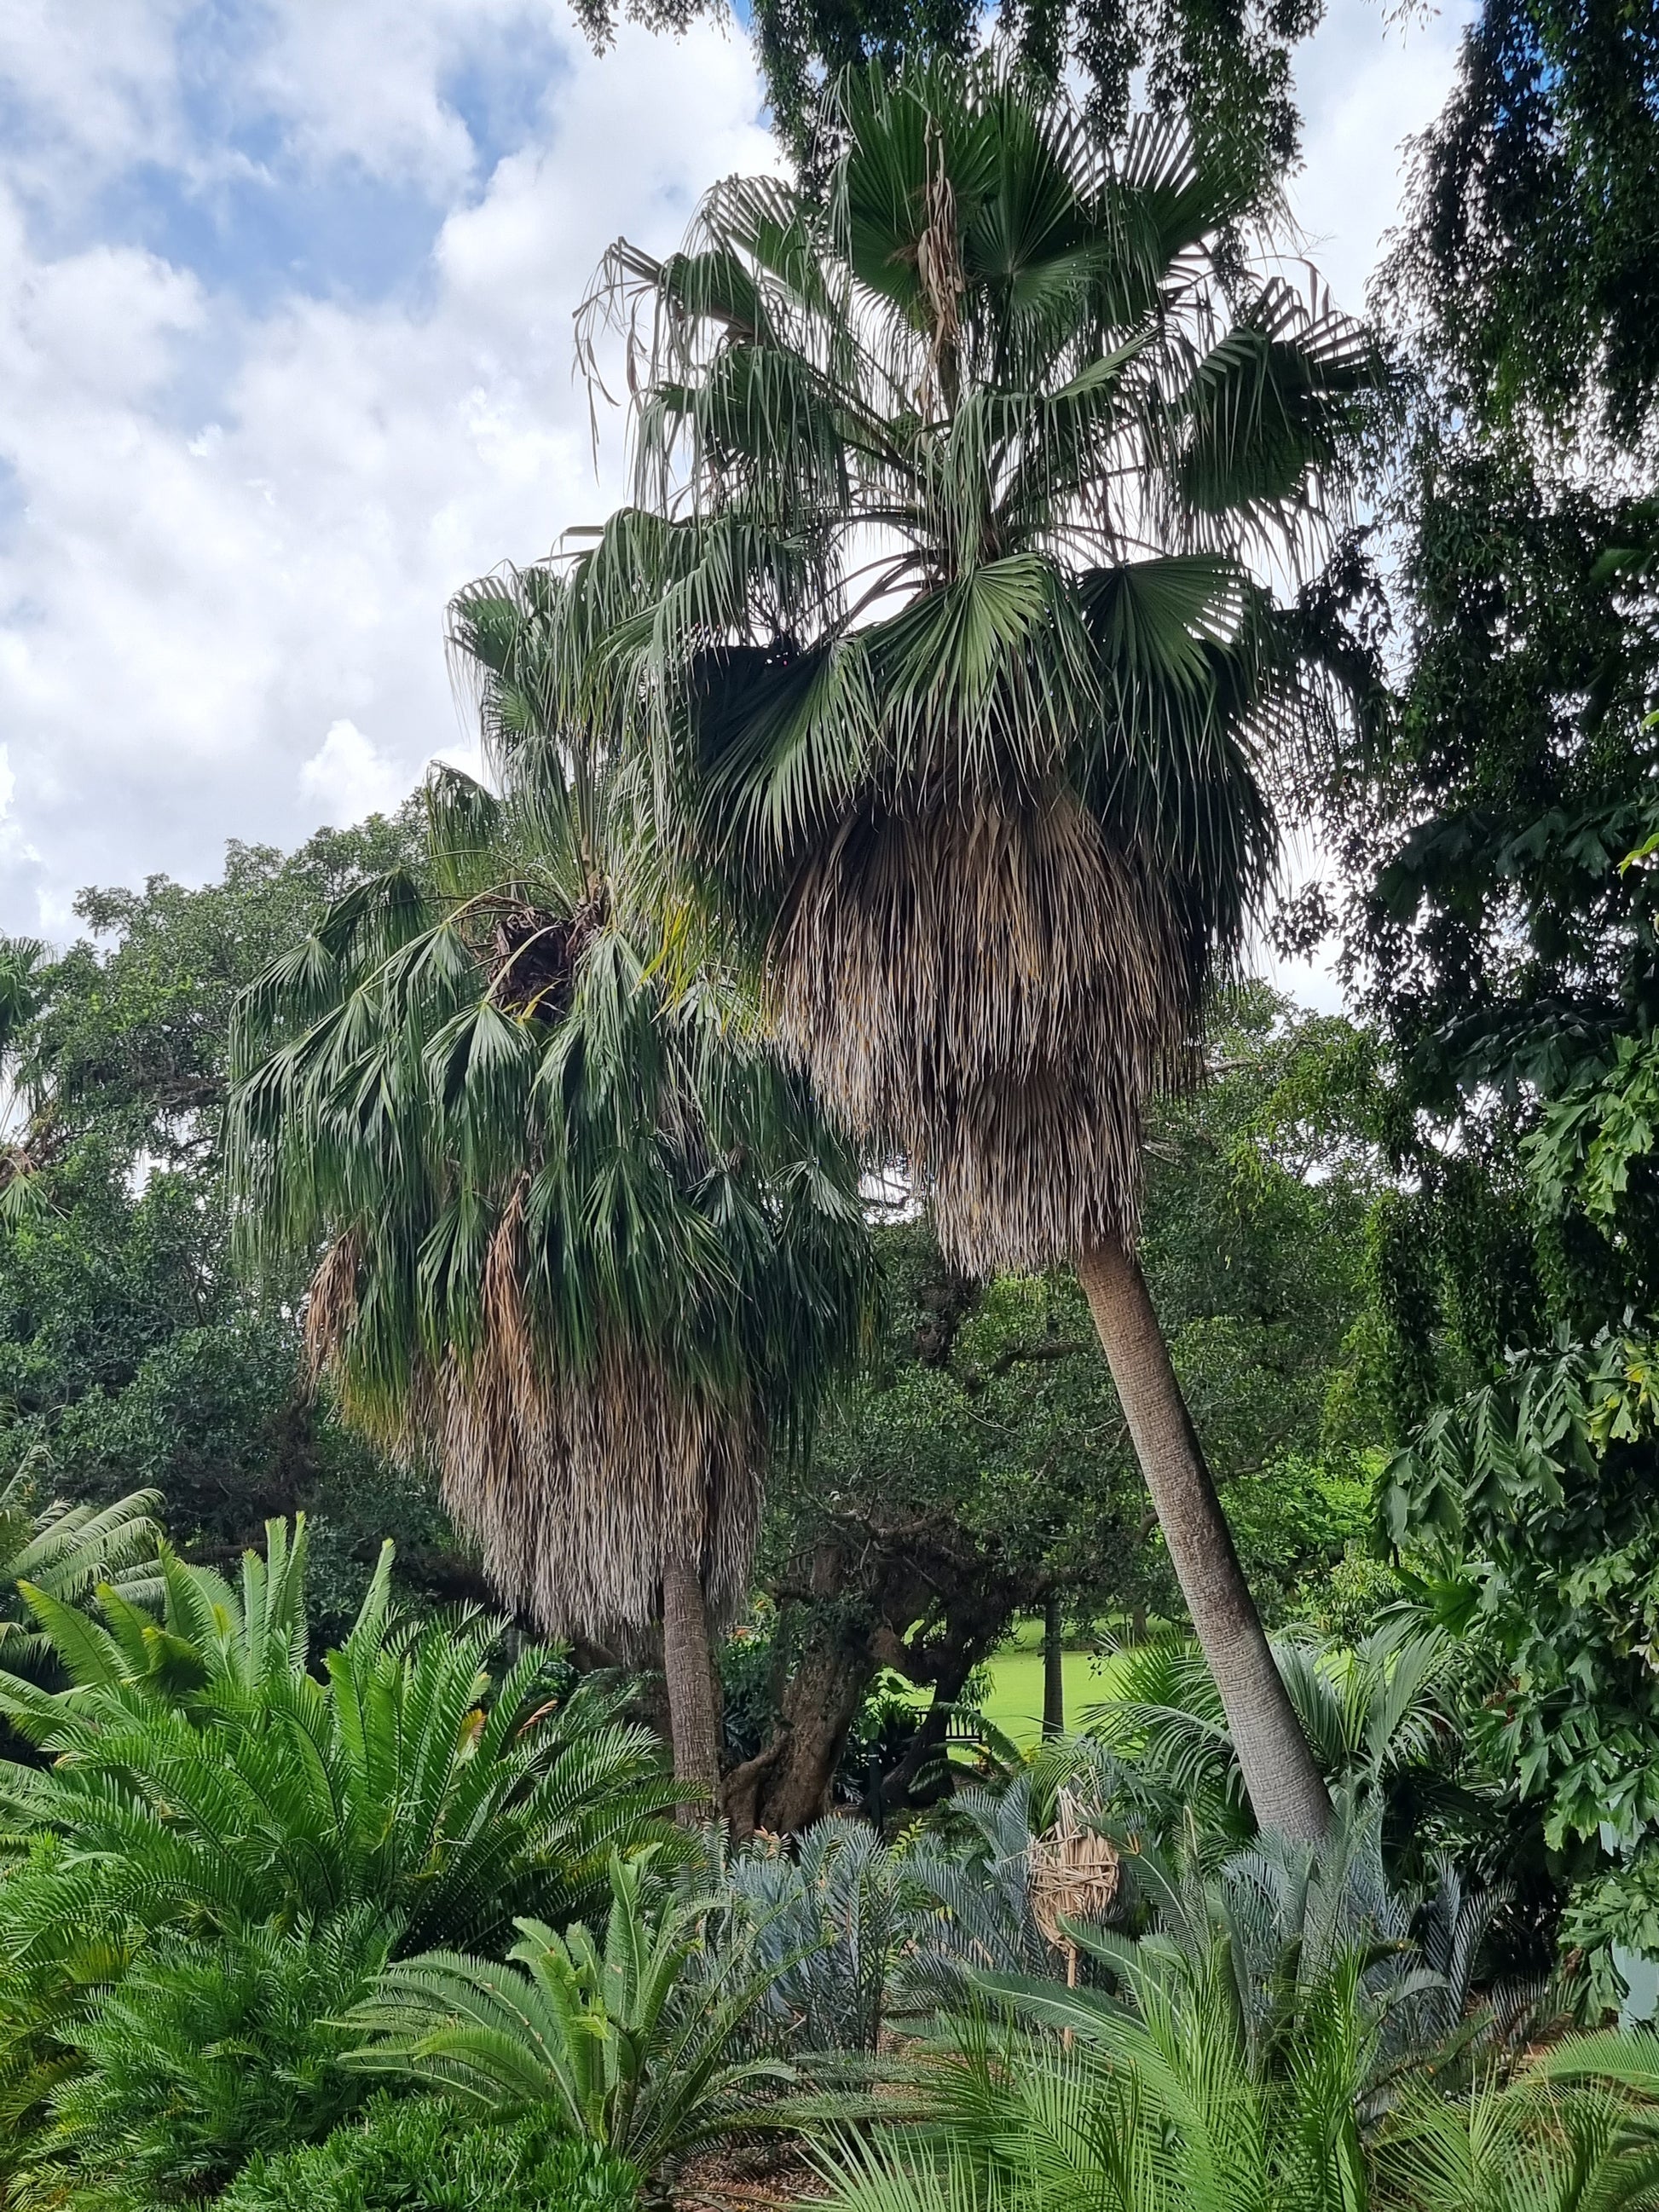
[[298, 719, 408, 825], [1287, 0, 1473, 317], [0, 7, 773, 930], [245, 0, 544, 192], [0, 0, 189, 203]]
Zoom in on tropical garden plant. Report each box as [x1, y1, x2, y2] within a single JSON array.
[[342, 1850, 797, 2189], [22, 1913, 396, 2203], [0, 1517, 674, 1955], [533, 53, 1375, 1839], [0, 1448, 160, 1679], [0, 1521, 676, 2206], [1087, 1623, 1471, 1854], [221, 2094, 639, 2212], [228, 646, 876, 1793]]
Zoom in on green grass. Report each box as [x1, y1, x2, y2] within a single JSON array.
[[979, 1645, 1129, 1747], [877, 1620, 1140, 1753]]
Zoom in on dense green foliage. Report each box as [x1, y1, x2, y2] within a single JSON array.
[[0, 821, 471, 1643], [344, 1852, 795, 2184], [575, 0, 1321, 189], [34, 1917, 391, 2201], [1309, 0, 1659, 1995], [0, 1521, 674, 1955], [222, 2098, 639, 2212]]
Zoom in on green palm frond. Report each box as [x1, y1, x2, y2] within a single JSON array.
[[344, 1850, 795, 2185], [228, 635, 876, 1652], [552, 53, 1378, 1274]]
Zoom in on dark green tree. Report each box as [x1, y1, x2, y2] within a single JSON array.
[[0, 816, 472, 1638]]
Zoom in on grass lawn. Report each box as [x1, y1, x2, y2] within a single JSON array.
[[882, 1619, 1142, 1753], [979, 1644, 1128, 1747]]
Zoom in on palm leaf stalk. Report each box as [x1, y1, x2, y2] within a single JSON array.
[[226, 625, 876, 1797], [537, 57, 1376, 1837]]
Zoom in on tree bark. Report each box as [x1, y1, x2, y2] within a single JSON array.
[[1075, 1235, 1331, 1844], [661, 1554, 720, 1817], [755, 1611, 876, 1834], [1041, 1593, 1066, 1740]]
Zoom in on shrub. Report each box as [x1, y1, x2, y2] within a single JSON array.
[[222, 2095, 639, 2212], [0, 1518, 676, 1961], [32, 1913, 395, 2203], [343, 1851, 792, 2186]]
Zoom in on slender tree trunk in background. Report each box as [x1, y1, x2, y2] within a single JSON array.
[[662, 1555, 720, 1817], [1041, 1593, 1066, 1740], [1075, 1236, 1331, 1844]]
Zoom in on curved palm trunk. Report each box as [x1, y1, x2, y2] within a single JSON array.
[[661, 1555, 721, 1816], [1075, 1236, 1330, 1844]]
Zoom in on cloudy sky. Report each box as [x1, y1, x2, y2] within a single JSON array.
[[0, 0, 1469, 939]]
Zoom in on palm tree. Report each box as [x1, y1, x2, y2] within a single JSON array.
[[548, 57, 1372, 1837], [227, 617, 875, 1796]]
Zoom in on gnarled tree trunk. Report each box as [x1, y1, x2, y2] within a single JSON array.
[[1075, 1235, 1330, 1844], [753, 1608, 876, 1834], [662, 1554, 720, 1816]]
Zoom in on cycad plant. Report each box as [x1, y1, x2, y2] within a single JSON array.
[[228, 628, 875, 1793], [553, 55, 1373, 1839], [343, 1850, 795, 2189], [0, 1447, 161, 1680], [0, 1516, 674, 1959]]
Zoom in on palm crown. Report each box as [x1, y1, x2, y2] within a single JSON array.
[[565, 56, 1371, 1271], [227, 586, 874, 1652]]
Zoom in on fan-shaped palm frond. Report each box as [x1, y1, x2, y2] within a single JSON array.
[[561, 55, 1372, 1279], [228, 609, 876, 1788]]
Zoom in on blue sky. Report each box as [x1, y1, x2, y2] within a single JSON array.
[[0, 0, 1469, 946]]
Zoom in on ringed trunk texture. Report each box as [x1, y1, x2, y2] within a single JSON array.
[[1075, 1236, 1331, 1845], [1041, 1594, 1066, 1740], [662, 1555, 721, 1816]]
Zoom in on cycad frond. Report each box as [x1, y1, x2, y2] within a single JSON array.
[[0, 1522, 676, 1962]]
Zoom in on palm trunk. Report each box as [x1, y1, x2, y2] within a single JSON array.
[[1075, 1235, 1330, 1844], [1041, 1593, 1065, 1740], [661, 1555, 720, 1816]]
